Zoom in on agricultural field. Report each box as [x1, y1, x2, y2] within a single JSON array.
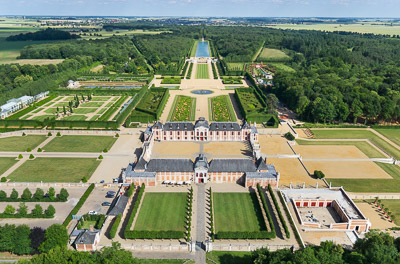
[[196, 64, 209, 79], [7, 158, 101, 182], [0, 135, 46, 152], [0, 158, 18, 175], [209, 95, 236, 122], [257, 48, 290, 61], [168, 95, 196, 121], [43, 135, 117, 152], [311, 129, 400, 160], [213, 192, 267, 232], [134, 193, 187, 232], [76, 29, 171, 40], [374, 128, 400, 148]]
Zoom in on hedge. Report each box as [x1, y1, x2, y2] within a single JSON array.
[[77, 214, 106, 230], [268, 184, 290, 239], [186, 63, 193, 79], [215, 231, 275, 240], [285, 132, 295, 141], [109, 214, 122, 239], [0, 188, 68, 202], [211, 63, 218, 79], [256, 184, 276, 237], [278, 191, 304, 248], [124, 183, 145, 239], [0, 213, 53, 219], [62, 183, 95, 227], [124, 230, 185, 239], [209, 187, 215, 241], [125, 184, 135, 198]]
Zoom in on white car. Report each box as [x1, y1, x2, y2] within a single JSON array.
[[88, 211, 97, 215]]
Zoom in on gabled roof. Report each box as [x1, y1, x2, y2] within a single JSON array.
[[195, 117, 209, 129], [209, 122, 241, 131], [194, 154, 208, 170], [75, 229, 99, 245], [134, 157, 147, 171], [208, 159, 257, 173], [146, 159, 194, 172], [256, 157, 269, 171]]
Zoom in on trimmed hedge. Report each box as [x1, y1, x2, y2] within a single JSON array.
[[211, 63, 218, 79], [125, 184, 135, 198], [109, 214, 122, 239], [314, 170, 325, 179], [62, 183, 95, 227], [209, 187, 215, 241], [97, 96, 128, 121], [215, 231, 275, 240], [285, 132, 295, 141], [124, 230, 185, 239], [256, 184, 276, 237], [268, 184, 290, 239], [186, 63, 193, 79], [124, 183, 145, 239]]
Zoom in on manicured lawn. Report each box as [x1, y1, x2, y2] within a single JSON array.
[[168, 95, 196, 121], [81, 102, 105, 107], [0, 158, 18, 175], [43, 135, 117, 152], [311, 129, 400, 160], [210, 95, 236, 122], [222, 77, 242, 84], [206, 251, 253, 264], [62, 115, 87, 121], [213, 192, 266, 232], [375, 129, 400, 148], [258, 48, 289, 61], [73, 108, 97, 114], [31, 115, 55, 121], [0, 135, 46, 151], [7, 158, 101, 182], [89, 115, 100, 121], [44, 108, 58, 114], [196, 64, 209, 79], [134, 193, 187, 232], [374, 200, 400, 225], [90, 96, 111, 101], [296, 140, 386, 158], [329, 163, 400, 193], [81, 221, 97, 229], [53, 102, 71, 107]]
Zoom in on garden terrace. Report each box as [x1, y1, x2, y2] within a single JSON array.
[[132, 88, 170, 122], [168, 95, 196, 121], [209, 95, 236, 122]]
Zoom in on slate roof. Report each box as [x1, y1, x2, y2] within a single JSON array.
[[134, 158, 147, 171], [128, 171, 157, 178], [195, 117, 209, 129], [246, 164, 278, 179], [108, 195, 129, 216], [146, 159, 194, 172], [75, 229, 99, 245], [208, 159, 257, 173], [163, 122, 194, 131], [153, 121, 163, 129], [256, 158, 269, 171], [194, 154, 209, 170], [209, 122, 241, 131]]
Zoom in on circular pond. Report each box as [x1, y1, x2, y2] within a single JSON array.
[[191, 90, 214, 95]]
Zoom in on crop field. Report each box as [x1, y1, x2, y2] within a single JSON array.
[[0, 158, 18, 175], [374, 129, 400, 148], [43, 135, 117, 152], [311, 129, 400, 160], [257, 48, 289, 61], [0, 135, 46, 152], [196, 64, 209, 79], [168, 95, 196, 121], [213, 192, 267, 232], [210, 95, 236, 122], [7, 158, 101, 182], [134, 193, 187, 232]]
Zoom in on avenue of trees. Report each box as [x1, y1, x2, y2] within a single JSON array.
[[6, 28, 80, 41]]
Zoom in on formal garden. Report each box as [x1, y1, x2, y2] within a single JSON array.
[[168, 95, 196, 121], [160, 76, 182, 84], [209, 95, 236, 122], [196, 64, 209, 79], [43, 135, 117, 153], [222, 76, 242, 84], [128, 88, 169, 123], [0, 135, 46, 152]]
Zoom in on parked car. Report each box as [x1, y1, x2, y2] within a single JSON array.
[[105, 194, 114, 198], [107, 191, 116, 195], [102, 202, 111, 206], [100, 180, 104, 183], [113, 178, 119, 183], [88, 211, 97, 215]]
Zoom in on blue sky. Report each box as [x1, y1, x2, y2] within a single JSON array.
[[0, 0, 399, 17]]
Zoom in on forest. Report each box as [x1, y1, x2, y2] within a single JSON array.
[[6, 28, 80, 41]]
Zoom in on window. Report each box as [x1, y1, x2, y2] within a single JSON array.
[[170, 131, 172, 135]]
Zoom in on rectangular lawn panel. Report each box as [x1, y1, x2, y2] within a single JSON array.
[[134, 193, 187, 232], [90, 96, 111, 101], [210, 95, 237, 122], [0, 157, 18, 175], [196, 64, 209, 79], [168, 95, 196, 121], [31, 115, 55, 121], [312, 129, 400, 160], [375, 129, 400, 148], [258, 48, 289, 61], [81, 102, 105, 107], [73, 108, 97, 114], [62, 115, 87, 121], [213, 192, 266, 232], [43, 135, 117, 152], [54, 102, 71, 107], [0, 135, 46, 151], [7, 158, 101, 182]]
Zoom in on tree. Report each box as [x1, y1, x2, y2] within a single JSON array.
[[29, 154, 34, 159], [18, 154, 23, 159], [32, 204, 43, 217], [4, 205, 15, 215], [10, 189, 18, 199], [39, 224, 68, 253], [22, 188, 32, 200], [45, 205, 56, 217], [0, 190, 6, 199], [59, 188, 69, 201], [12, 225, 32, 255], [48, 187, 55, 200], [33, 188, 44, 200], [19, 202, 28, 216], [29, 227, 45, 254], [63, 106, 66, 115]]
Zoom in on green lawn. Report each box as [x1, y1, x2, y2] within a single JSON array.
[[7, 158, 101, 182], [311, 129, 400, 160], [73, 108, 97, 114], [206, 251, 253, 264], [90, 97, 111, 101], [81, 102, 105, 107], [81, 221, 97, 229], [257, 48, 289, 61], [44, 108, 58, 114], [31, 115, 55, 121], [0, 135, 46, 151], [134, 193, 187, 232], [375, 129, 400, 148], [213, 192, 266, 232], [53, 102, 71, 107], [61, 115, 87, 121], [196, 64, 209, 79], [210, 95, 237, 122], [296, 140, 386, 158], [329, 163, 400, 193], [372, 200, 400, 226], [0, 158, 18, 175], [43, 135, 117, 152]]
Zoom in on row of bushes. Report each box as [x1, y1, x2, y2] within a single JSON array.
[[5, 96, 56, 121], [209, 187, 215, 241], [124, 183, 145, 239], [124, 230, 185, 239], [211, 63, 218, 79], [109, 214, 122, 239], [215, 231, 276, 240], [0, 203, 55, 218], [256, 184, 276, 237], [62, 183, 95, 227], [186, 63, 193, 79], [0, 187, 69, 202], [181, 61, 189, 76], [278, 191, 304, 248], [186, 187, 193, 242], [267, 184, 290, 239]]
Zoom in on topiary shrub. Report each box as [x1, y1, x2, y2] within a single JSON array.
[[115, 133, 119, 138], [18, 154, 23, 159], [47, 132, 52, 137], [37, 148, 42, 152], [26, 148, 32, 152], [56, 132, 61, 137], [1, 177, 7, 182], [98, 155, 103, 160], [314, 170, 325, 179], [29, 154, 35, 159], [22, 132, 26, 136], [82, 177, 88, 183], [103, 148, 108, 153], [284, 132, 295, 141]]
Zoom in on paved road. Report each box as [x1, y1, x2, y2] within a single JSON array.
[[195, 183, 206, 264]]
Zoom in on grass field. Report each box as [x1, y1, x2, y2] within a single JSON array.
[[257, 48, 289, 61], [196, 64, 209, 79], [134, 193, 187, 232], [210, 95, 237, 122], [43, 135, 117, 152], [81, 102, 105, 107], [269, 63, 296, 73], [329, 163, 400, 193], [7, 158, 101, 182], [206, 251, 253, 264], [213, 192, 266, 232], [311, 129, 400, 160], [72, 108, 97, 114], [375, 129, 400, 148], [0, 157, 18, 176], [296, 140, 386, 158], [90, 96, 111, 101], [372, 200, 400, 226], [168, 95, 196, 121], [0, 135, 46, 152], [61, 115, 87, 121]]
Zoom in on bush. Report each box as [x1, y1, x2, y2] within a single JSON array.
[[256, 184, 275, 237], [0, 191, 6, 199], [1, 177, 6, 182], [26, 148, 32, 152], [125, 184, 135, 198], [215, 231, 275, 239], [37, 148, 42, 152], [59, 188, 69, 201], [22, 188, 32, 200], [109, 214, 122, 239], [32, 204, 43, 217], [18, 154, 23, 159], [103, 148, 108, 153], [62, 184, 95, 227], [98, 155, 103, 160], [124, 183, 145, 239], [284, 132, 295, 141], [82, 177, 88, 183], [47, 132, 52, 136], [22, 132, 26, 136], [314, 170, 325, 179], [4, 205, 15, 215], [56, 132, 61, 137], [268, 184, 290, 239], [10, 189, 18, 199], [124, 230, 185, 239], [115, 133, 119, 138], [33, 188, 44, 200], [29, 154, 34, 159]]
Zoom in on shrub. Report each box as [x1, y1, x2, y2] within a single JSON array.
[[37, 148, 42, 152], [29, 154, 35, 159], [63, 184, 95, 227], [103, 148, 108, 153], [98, 155, 103, 160], [124, 183, 145, 239], [47, 132, 52, 136], [284, 132, 295, 141], [22, 132, 26, 136], [256, 184, 276, 237], [0, 190, 6, 199], [10, 189, 18, 199], [4, 205, 15, 215], [33, 188, 44, 200], [1, 177, 7, 182], [48, 187, 55, 200], [56, 132, 61, 137], [21, 188, 32, 200], [32, 204, 43, 217], [109, 214, 122, 239], [314, 170, 325, 179], [82, 177, 88, 183], [268, 184, 290, 239], [19, 202, 28, 216], [26, 148, 32, 152], [18, 154, 23, 159], [215, 231, 275, 239], [115, 133, 119, 138], [125, 184, 135, 197], [59, 188, 69, 201]]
